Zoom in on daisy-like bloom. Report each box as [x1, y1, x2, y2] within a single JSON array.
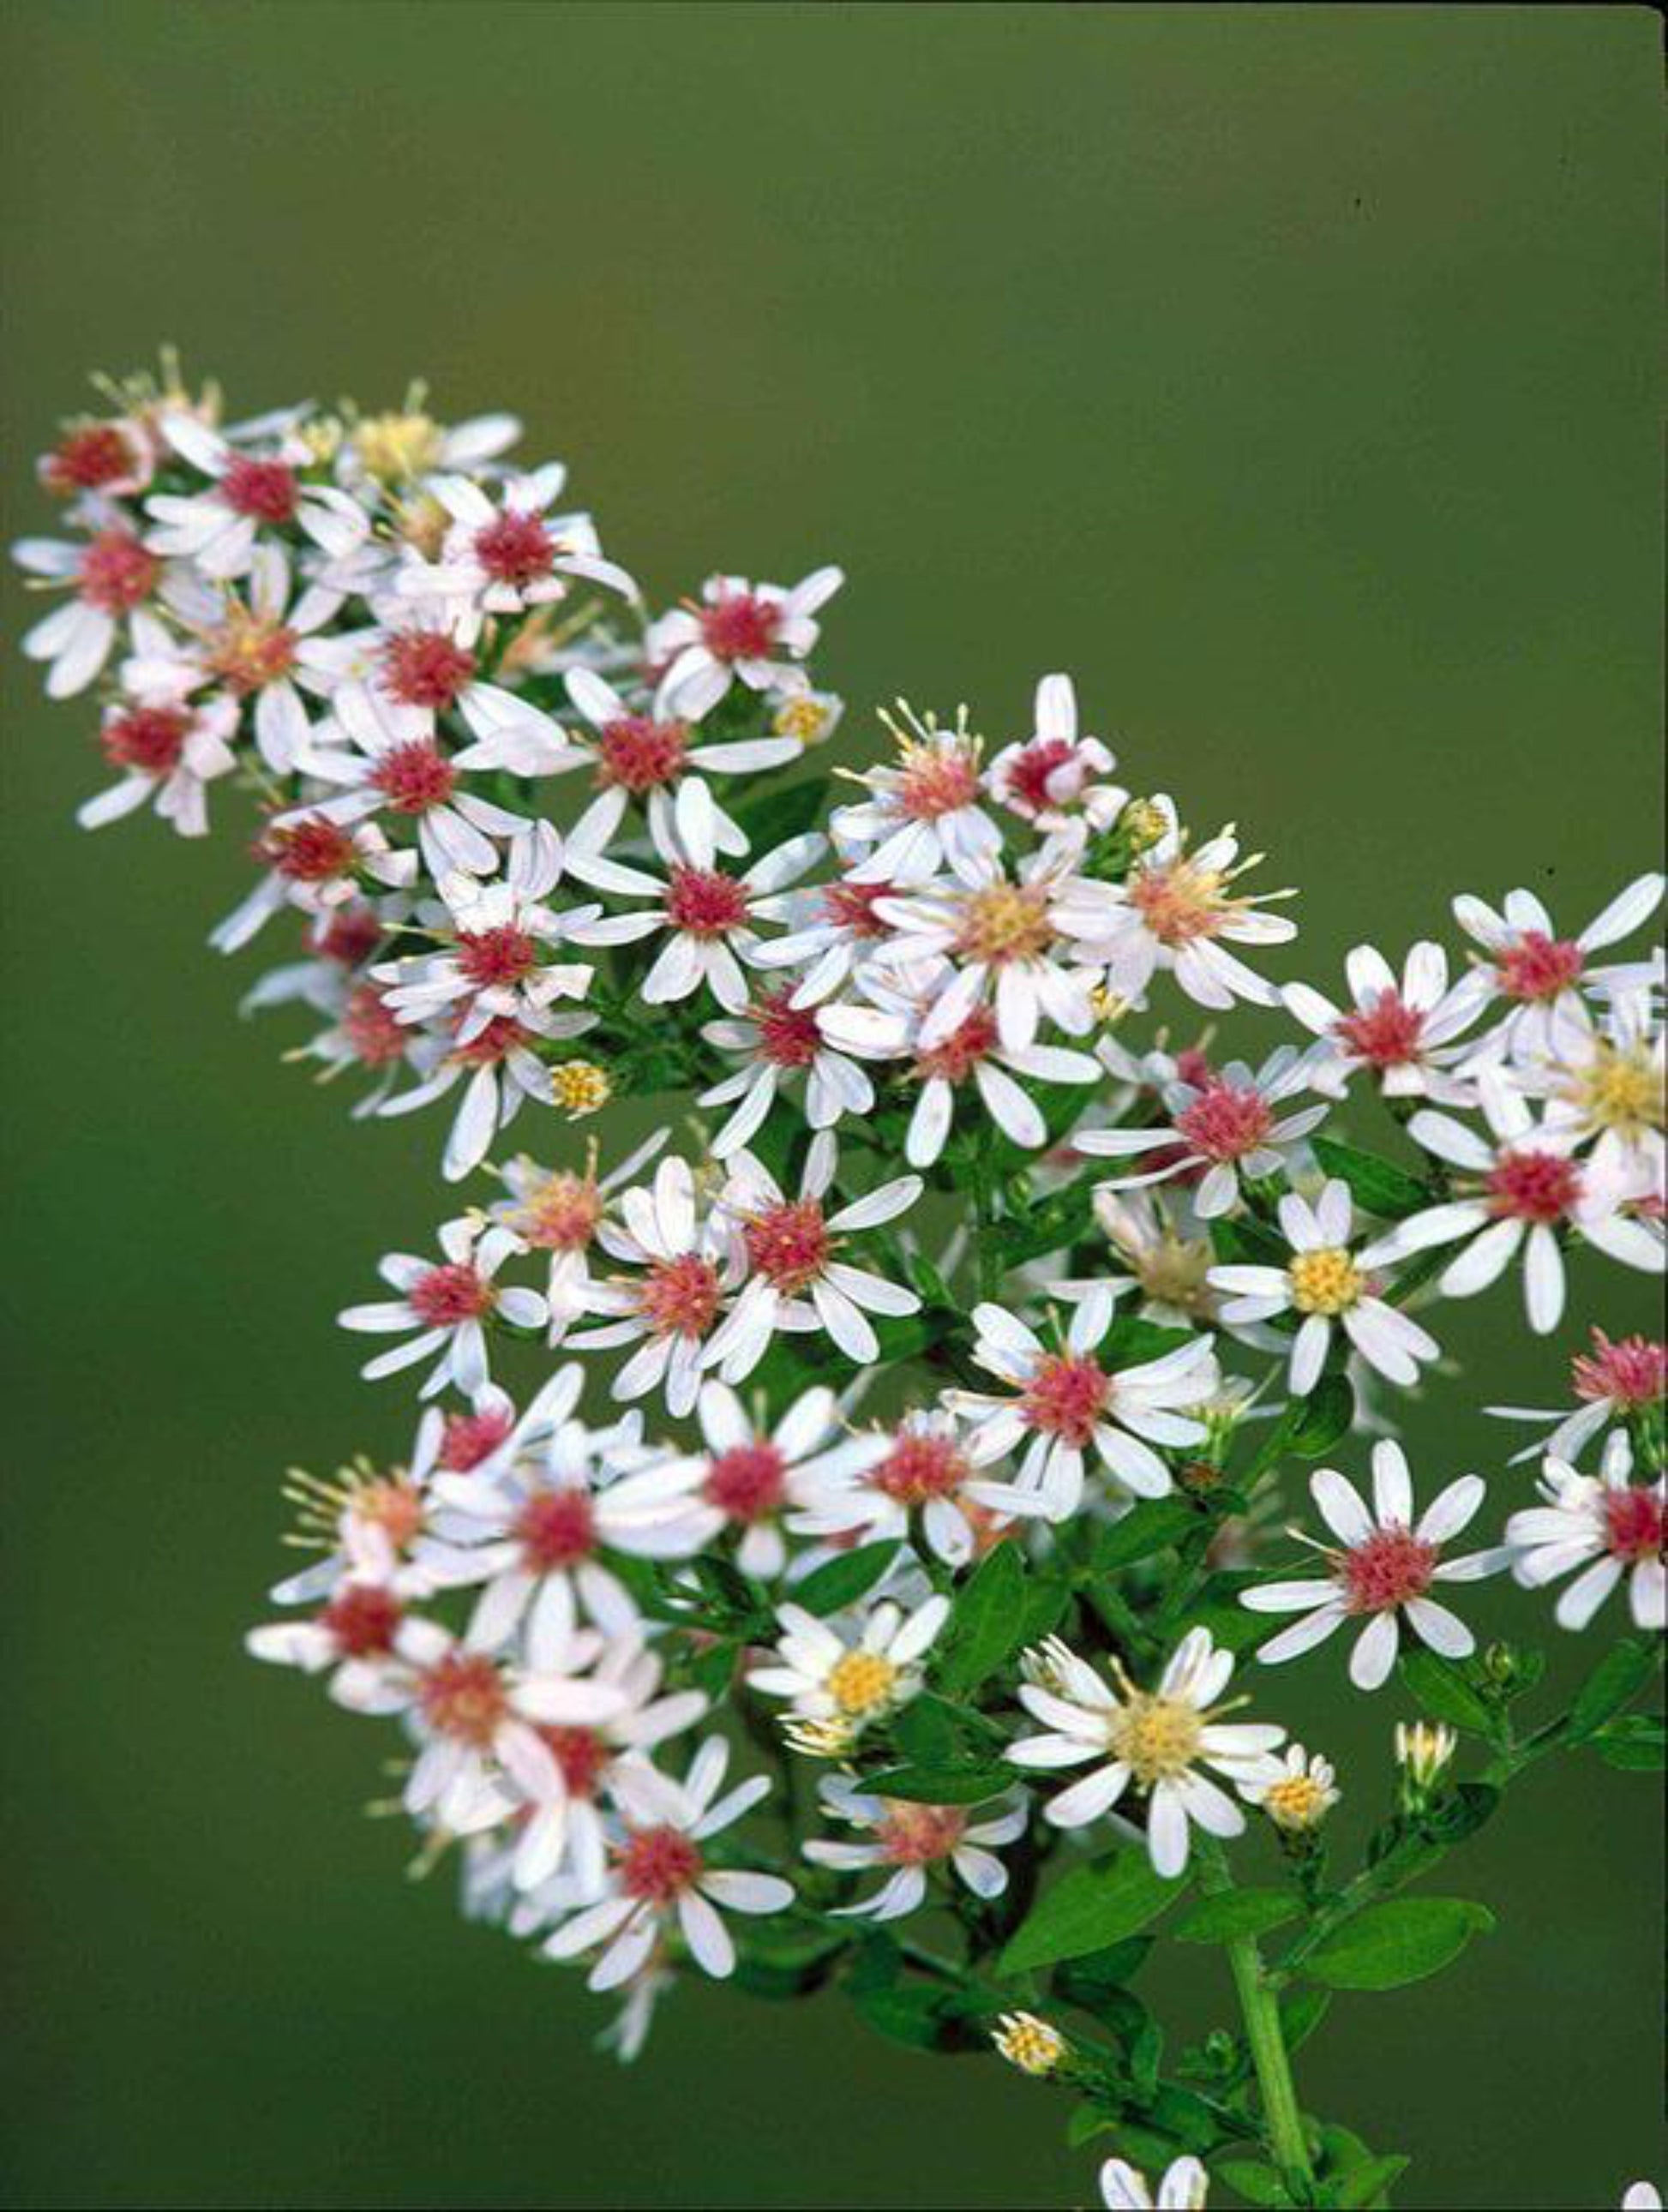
[[1007, 1628, 1286, 1878], [611, 1379, 887, 1580], [868, 837, 1120, 1057], [1620, 2185, 1662, 2209], [336, 391, 521, 495], [376, 993, 600, 1184], [120, 546, 354, 774], [991, 2011, 1071, 2078], [1241, 1743, 1339, 1835], [563, 1153, 746, 1417], [396, 465, 637, 638], [333, 1611, 630, 1837], [1285, 941, 1490, 1102], [566, 777, 825, 1015], [81, 680, 240, 837], [1075, 1046, 1328, 1218], [791, 1406, 1051, 1571], [142, 411, 357, 579], [1452, 872, 1665, 1065], [749, 1590, 951, 1746], [947, 1287, 1219, 1516], [802, 1777, 1028, 1921], [1089, 1189, 1222, 1328], [987, 672, 1127, 836], [266, 1448, 436, 1610], [499, 1638, 709, 1895], [338, 1214, 548, 1397], [1505, 1431, 1665, 1633], [696, 989, 905, 1158], [554, 664, 802, 854], [1209, 1179, 1441, 1397], [1536, 987, 1665, 1189], [1100, 2155, 1209, 2212], [831, 701, 1005, 884], [1488, 1324, 1665, 1465], [1239, 1442, 1509, 1688], [15, 511, 162, 696], [487, 1131, 670, 1340], [745, 871, 902, 1009], [208, 810, 417, 956], [1081, 812, 1297, 1011], [703, 1130, 923, 1376], [246, 1566, 429, 1698], [1373, 1069, 1665, 1334], [39, 411, 156, 500], [542, 1737, 793, 1984], [647, 566, 843, 720]]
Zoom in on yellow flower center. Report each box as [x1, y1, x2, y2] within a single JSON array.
[[1288, 1246, 1363, 1316], [773, 693, 834, 746], [1567, 1041, 1664, 1141], [994, 2014, 1068, 2077], [353, 411, 442, 483], [1263, 1775, 1330, 1832], [1109, 1691, 1203, 1785], [825, 1649, 900, 1717], [1118, 797, 1168, 853], [550, 1059, 611, 1118], [954, 883, 1056, 965]]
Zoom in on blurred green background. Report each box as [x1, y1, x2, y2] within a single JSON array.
[[2, 4, 1661, 2207]]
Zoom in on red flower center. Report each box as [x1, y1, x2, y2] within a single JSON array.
[[438, 1406, 516, 1472], [355, 1477, 424, 1550], [343, 985, 408, 1066], [513, 1172, 603, 1253], [704, 1442, 787, 1523], [699, 591, 779, 662], [409, 1261, 495, 1327], [456, 924, 538, 990], [262, 814, 357, 883], [450, 1013, 531, 1067], [46, 423, 140, 494], [1341, 1525, 1437, 1613], [516, 1489, 597, 1570], [876, 1801, 968, 1865], [596, 716, 690, 793], [1602, 1485, 1664, 1564], [1496, 932, 1583, 1003], [1000, 737, 1078, 816], [539, 1724, 609, 1799], [665, 865, 750, 938], [744, 1198, 831, 1293], [381, 631, 477, 710], [617, 1824, 704, 1905], [317, 905, 381, 966], [752, 989, 822, 1069], [1335, 989, 1425, 1069], [473, 510, 554, 586], [1175, 1079, 1275, 1160], [1021, 1352, 1112, 1447], [820, 878, 891, 937], [206, 612, 297, 694], [873, 1430, 969, 1503], [78, 529, 159, 613], [371, 739, 456, 815], [1486, 1148, 1583, 1225], [915, 1008, 999, 1086], [219, 456, 298, 525], [320, 1583, 403, 1658], [897, 743, 981, 821], [102, 704, 189, 775], [1573, 1329, 1665, 1409], [419, 1651, 507, 1745], [638, 1254, 723, 1340]]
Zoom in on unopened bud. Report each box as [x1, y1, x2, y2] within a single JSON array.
[[1395, 1719, 1457, 1796]]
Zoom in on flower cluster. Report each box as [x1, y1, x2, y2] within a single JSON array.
[[16, 364, 1665, 2212]]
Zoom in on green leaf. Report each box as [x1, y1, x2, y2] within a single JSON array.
[[729, 770, 832, 853], [1170, 1888, 1300, 1944], [1091, 1496, 1201, 1572], [891, 1694, 961, 1765], [1051, 1937, 1152, 2015], [1398, 1648, 1495, 1734], [732, 1933, 848, 1999], [1304, 1897, 1494, 1991], [1279, 1984, 1331, 2053], [1312, 1135, 1429, 1219], [1065, 2103, 1121, 2148], [1100, 1318, 1199, 1368], [791, 1540, 901, 1617], [858, 1762, 1013, 1805], [935, 1542, 1029, 1696], [849, 1977, 981, 2052], [1000, 1850, 1186, 1975], [1564, 1634, 1660, 1742], [1422, 1781, 1499, 1845], [1591, 1711, 1666, 1770], [1287, 1371, 1355, 1456], [1330, 2155, 1412, 2209], [1209, 1214, 1290, 1268], [1214, 2161, 1295, 2208]]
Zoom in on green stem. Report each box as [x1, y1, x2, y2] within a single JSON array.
[[1200, 1843, 1312, 2187]]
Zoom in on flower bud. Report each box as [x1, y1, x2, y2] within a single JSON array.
[[992, 2011, 1071, 2078], [551, 1059, 610, 1118], [1395, 1719, 1457, 1801]]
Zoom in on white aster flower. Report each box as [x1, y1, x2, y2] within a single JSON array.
[[1452, 872, 1665, 1066], [15, 513, 163, 696], [831, 700, 1005, 884], [1007, 1628, 1286, 1878], [1081, 812, 1297, 1011], [397, 465, 636, 636], [486, 1131, 670, 1339], [946, 1286, 1218, 1516], [986, 672, 1127, 834], [1285, 940, 1490, 1102], [747, 869, 903, 1009], [1240, 1742, 1340, 1834], [1506, 1431, 1665, 1634], [563, 1153, 747, 1415], [1534, 988, 1665, 1190], [703, 1130, 923, 1377], [338, 1214, 547, 1397], [566, 776, 825, 1014], [648, 566, 843, 719], [542, 1737, 793, 1984], [1487, 1324, 1665, 1465], [751, 1590, 951, 1742], [143, 411, 355, 579], [1076, 1046, 1328, 1218], [1373, 1069, 1664, 1334], [697, 988, 905, 1157], [802, 1777, 1028, 1920], [1209, 1178, 1441, 1396], [1101, 2155, 1209, 2211], [1240, 1442, 1509, 1688], [81, 680, 240, 837], [791, 1408, 1051, 1570]]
